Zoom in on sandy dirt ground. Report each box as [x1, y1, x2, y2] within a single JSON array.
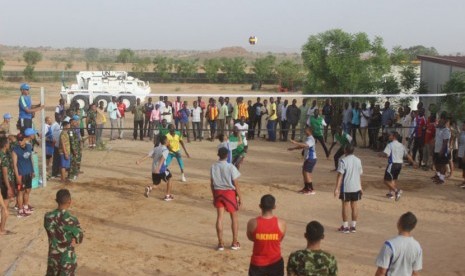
[[0, 82, 465, 276]]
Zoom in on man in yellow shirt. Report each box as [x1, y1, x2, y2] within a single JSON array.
[[165, 124, 190, 182], [266, 97, 278, 141]]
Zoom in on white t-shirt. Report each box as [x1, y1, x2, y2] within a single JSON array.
[[51, 122, 62, 146], [307, 106, 318, 118], [156, 101, 165, 109], [376, 235, 423, 276], [191, 107, 202, 123], [434, 127, 451, 153], [148, 145, 169, 174], [218, 141, 239, 164], [337, 154, 363, 193], [210, 160, 241, 190], [360, 109, 371, 128], [304, 136, 317, 161], [161, 105, 173, 123], [384, 140, 407, 164], [234, 122, 248, 146]]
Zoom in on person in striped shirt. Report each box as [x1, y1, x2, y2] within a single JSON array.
[[206, 99, 219, 141], [288, 126, 318, 195]]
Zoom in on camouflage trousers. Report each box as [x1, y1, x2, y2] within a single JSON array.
[[69, 151, 81, 178], [46, 253, 77, 276]]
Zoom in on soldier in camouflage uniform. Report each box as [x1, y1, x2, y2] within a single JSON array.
[[69, 116, 81, 180], [287, 221, 337, 276], [44, 189, 83, 276]]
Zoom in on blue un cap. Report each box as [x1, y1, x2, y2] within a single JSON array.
[[20, 83, 30, 91]]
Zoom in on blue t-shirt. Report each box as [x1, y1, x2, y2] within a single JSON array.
[[13, 144, 34, 175], [19, 95, 32, 119], [352, 109, 360, 125]]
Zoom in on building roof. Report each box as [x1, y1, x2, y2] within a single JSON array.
[[417, 55, 465, 68]]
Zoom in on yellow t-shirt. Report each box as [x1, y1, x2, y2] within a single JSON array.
[[166, 132, 182, 153], [269, 103, 277, 120]]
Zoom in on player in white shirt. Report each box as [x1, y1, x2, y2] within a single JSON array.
[[379, 131, 416, 201], [234, 116, 249, 152], [375, 212, 422, 276], [136, 135, 174, 201], [334, 144, 363, 234]]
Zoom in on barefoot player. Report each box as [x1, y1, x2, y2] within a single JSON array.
[[136, 135, 174, 201], [288, 126, 317, 195], [211, 147, 242, 251]]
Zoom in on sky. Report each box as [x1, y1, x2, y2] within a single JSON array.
[[1, 0, 464, 54]]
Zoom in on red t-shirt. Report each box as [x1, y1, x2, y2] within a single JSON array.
[[425, 120, 436, 144], [250, 216, 283, 266], [117, 103, 126, 118], [414, 116, 426, 137]]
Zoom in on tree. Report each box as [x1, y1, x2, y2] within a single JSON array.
[[252, 55, 276, 85], [153, 56, 173, 82], [132, 57, 151, 78], [416, 80, 429, 94], [400, 65, 418, 91], [173, 59, 198, 82], [0, 59, 4, 80], [275, 60, 302, 91], [84, 48, 100, 70], [221, 57, 246, 83], [117, 48, 136, 66], [96, 57, 114, 71], [203, 58, 221, 83], [442, 72, 465, 121], [22, 51, 42, 81], [390, 46, 408, 65], [65, 61, 73, 70], [23, 51, 42, 66], [301, 29, 391, 94], [381, 76, 401, 94], [404, 45, 438, 60]]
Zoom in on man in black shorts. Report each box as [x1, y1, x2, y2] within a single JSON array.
[[334, 144, 363, 234], [136, 135, 174, 201], [379, 132, 416, 201]]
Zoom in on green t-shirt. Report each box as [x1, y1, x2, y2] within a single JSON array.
[[229, 135, 244, 158], [287, 249, 338, 276], [310, 116, 325, 137], [335, 132, 352, 146], [133, 105, 144, 121]]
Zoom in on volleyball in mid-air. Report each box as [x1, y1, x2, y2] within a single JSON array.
[[249, 36, 258, 45]]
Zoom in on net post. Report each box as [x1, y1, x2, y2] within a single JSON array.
[[41, 87, 47, 187]]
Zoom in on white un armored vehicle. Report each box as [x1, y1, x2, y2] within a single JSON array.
[[60, 71, 151, 110]]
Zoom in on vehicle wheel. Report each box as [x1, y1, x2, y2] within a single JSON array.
[[119, 95, 136, 110], [71, 95, 89, 110], [94, 95, 112, 111]]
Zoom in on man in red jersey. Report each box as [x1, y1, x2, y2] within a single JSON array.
[[247, 194, 287, 276]]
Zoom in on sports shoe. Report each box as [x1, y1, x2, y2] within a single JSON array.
[[298, 188, 308, 194], [164, 195, 174, 201], [17, 209, 31, 218], [181, 173, 187, 182], [144, 186, 151, 198], [338, 226, 350, 234], [386, 193, 394, 199], [460, 184, 465, 189], [307, 189, 316, 195], [350, 227, 356, 233], [217, 243, 225, 251], [24, 208, 33, 214], [25, 205, 34, 212], [231, 241, 241, 250], [395, 189, 402, 201]]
